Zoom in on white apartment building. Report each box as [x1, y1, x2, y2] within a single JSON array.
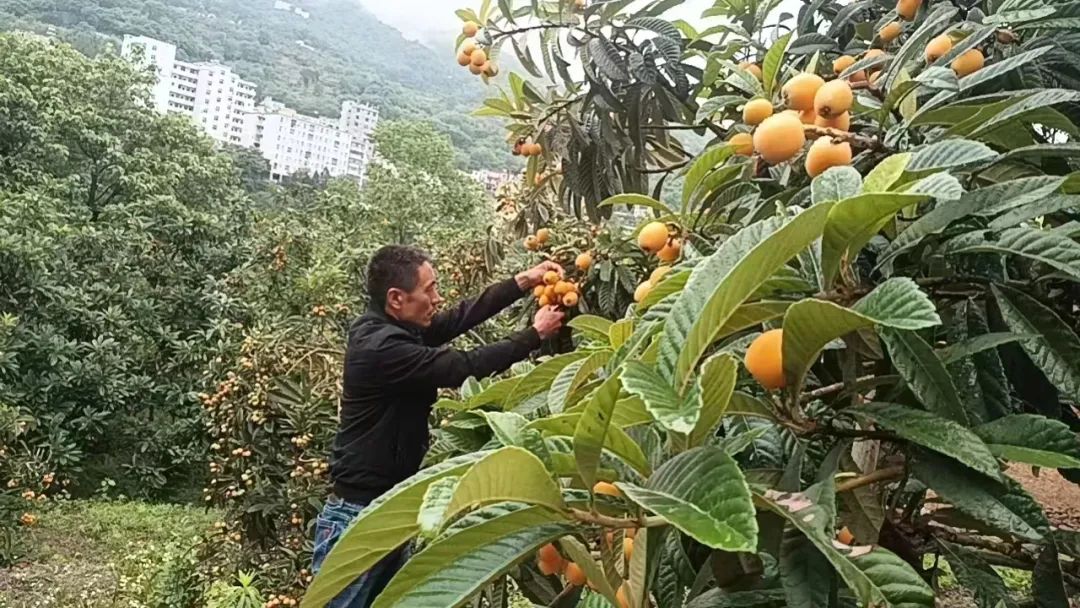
[[121, 34, 377, 183], [240, 98, 353, 181], [121, 35, 256, 146]]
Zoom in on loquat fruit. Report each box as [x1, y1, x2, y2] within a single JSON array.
[[738, 61, 762, 80], [637, 221, 670, 253], [594, 481, 621, 497], [925, 34, 952, 62], [951, 48, 984, 76], [634, 281, 652, 303], [753, 113, 806, 164], [462, 21, 479, 37], [575, 252, 593, 271], [805, 137, 853, 177], [879, 22, 902, 43], [744, 329, 786, 390], [657, 239, 682, 263], [742, 98, 774, 126], [815, 111, 851, 131], [562, 291, 579, 307], [565, 561, 587, 586], [897, 0, 922, 20], [782, 73, 825, 111], [470, 49, 488, 67], [649, 266, 671, 285], [729, 132, 754, 156], [814, 79, 854, 118], [536, 228, 551, 244]]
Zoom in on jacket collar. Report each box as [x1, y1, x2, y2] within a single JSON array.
[[361, 304, 423, 337]]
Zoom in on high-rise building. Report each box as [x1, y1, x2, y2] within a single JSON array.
[[121, 35, 256, 146], [240, 98, 353, 182], [121, 34, 376, 183]]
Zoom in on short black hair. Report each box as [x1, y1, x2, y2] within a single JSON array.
[[366, 245, 431, 309]]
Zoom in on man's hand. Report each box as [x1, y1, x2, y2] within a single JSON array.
[[516, 260, 564, 291], [533, 305, 565, 340]]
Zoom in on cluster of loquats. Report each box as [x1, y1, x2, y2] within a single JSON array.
[[532, 481, 639, 608], [456, 22, 498, 78], [513, 137, 543, 157], [533, 269, 581, 309], [877, 0, 985, 76], [631, 221, 680, 303], [523, 227, 552, 252]]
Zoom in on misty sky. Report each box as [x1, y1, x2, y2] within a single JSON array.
[[356, 0, 734, 48]]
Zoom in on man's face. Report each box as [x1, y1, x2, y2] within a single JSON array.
[[387, 262, 443, 327]]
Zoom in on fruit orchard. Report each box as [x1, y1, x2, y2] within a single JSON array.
[[304, 0, 1080, 606]]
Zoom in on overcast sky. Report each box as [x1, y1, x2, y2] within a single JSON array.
[[355, 0, 728, 48]]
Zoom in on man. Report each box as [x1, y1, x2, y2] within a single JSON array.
[[311, 244, 565, 607]]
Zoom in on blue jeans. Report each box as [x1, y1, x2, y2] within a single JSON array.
[[311, 496, 408, 608]]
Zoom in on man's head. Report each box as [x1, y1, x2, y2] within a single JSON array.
[[367, 245, 443, 327]]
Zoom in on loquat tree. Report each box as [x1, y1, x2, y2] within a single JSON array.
[[304, 0, 1080, 607]]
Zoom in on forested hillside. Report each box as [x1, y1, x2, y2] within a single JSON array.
[[0, 0, 516, 170]]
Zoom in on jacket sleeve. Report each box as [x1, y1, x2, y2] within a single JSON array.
[[378, 327, 542, 389], [422, 277, 529, 346]]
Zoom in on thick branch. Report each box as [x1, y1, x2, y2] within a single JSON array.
[[804, 126, 885, 151], [801, 375, 877, 402], [836, 465, 905, 493], [568, 508, 666, 529]]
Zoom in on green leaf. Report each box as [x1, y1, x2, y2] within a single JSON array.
[[621, 361, 699, 434], [690, 354, 739, 447], [659, 205, 833, 391], [992, 284, 1080, 402], [879, 176, 1066, 265], [881, 3, 957, 87], [879, 328, 969, 425], [506, 351, 591, 407], [762, 32, 793, 97], [371, 503, 574, 608], [417, 476, 461, 539], [303, 452, 489, 607], [610, 319, 635, 348], [728, 391, 779, 419], [575, 373, 636, 488], [812, 166, 863, 203], [1033, 541, 1069, 608], [780, 526, 834, 608], [531, 412, 651, 477], [444, 447, 565, 523], [637, 270, 690, 312], [599, 193, 674, 216], [861, 153, 911, 193], [937, 541, 1017, 608], [569, 315, 615, 343], [820, 192, 927, 286], [973, 414, 1080, 469], [854, 403, 1000, 480], [937, 332, 1032, 364], [945, 227, 1080, 282], [907, 139, 998, 172], [549, 351, 612, 412], [989, 195, 1080, 230], [782, 278, 940, 393], [682, 145, 736, 213], [617, 447, 757, 551], [970, 89, 1080, 137], [757, 489, 934, 608], [912, 451, 1049, 541]]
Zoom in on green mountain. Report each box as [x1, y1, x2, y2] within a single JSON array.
[[0, 0, 516, 170]]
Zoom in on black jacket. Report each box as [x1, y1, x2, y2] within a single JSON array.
[[330, 277, 540, 503]]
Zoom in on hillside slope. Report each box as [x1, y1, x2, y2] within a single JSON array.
[[0, 0, 514, 170]]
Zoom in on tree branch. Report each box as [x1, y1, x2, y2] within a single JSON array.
[[801, 375, 877, 402], [804, 126, 885, 151], [836, 465, 905, 493], [568, 508, 666, 529]]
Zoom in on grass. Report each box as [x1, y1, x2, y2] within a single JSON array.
[[0, 500, 218, 608]]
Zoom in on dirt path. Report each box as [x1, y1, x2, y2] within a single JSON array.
[[1007, 464, 1080, 530]]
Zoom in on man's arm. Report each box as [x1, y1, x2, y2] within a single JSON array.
[[422, 277, 528, 347], [380, 328, 541, 389], [422, 261, 564, 346]]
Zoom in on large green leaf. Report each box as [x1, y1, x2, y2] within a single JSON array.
[[907, 139, 998, 172], [548, 350, 612, 412], [617, 447, 757, 551], [879, 176, 1066, 265], [505, 351, 591, 407], [659, 205, 833, 391], [959, 46, 1051, 92], [637, 270, 689, 312], [757, 489, 934, 608], [690, 353, 739, 447], [621, 361, 699, 434], [937, 332, 1031, 364], [762, 32, 793, 97], [861, 153, 911, 193], [782, 278, 940, 393], [302, 452, 489, 608], [780, 526, 834, 608], [682, 145, 736, 213], [1033, 541, 1069, 608], [820, 192, 927, 286], [993, 285, 1080, 402], [945, 227, 1080, 282], [529, 412, 651, 477], [854, 403, 1000, 480], [973, 414, 1080, 469], [371, 503, 575, 608], [971, 89, 1080, 138], [575, 372, 641, 488], [812, 166, 863, 204], [417, 476, 461, 539], [913, 451, 1049, 541], [443, 447, 564, 523], [568, 315, 615, 343], [880, 328, 968, 425], [937, 541, 1017, 608], [989, 194, 1080, 230]]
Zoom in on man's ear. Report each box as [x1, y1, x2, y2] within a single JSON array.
[[385, 288, 406, 310]]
